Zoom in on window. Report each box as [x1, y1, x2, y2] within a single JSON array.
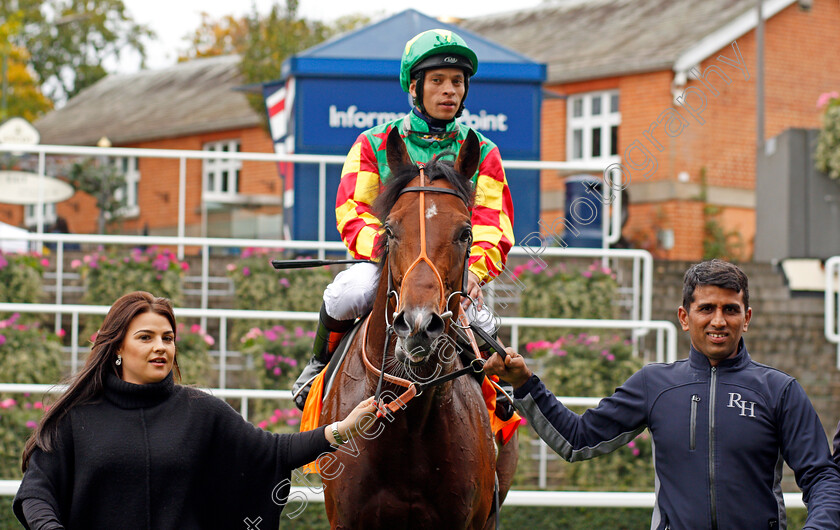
[[567, 90, 621, 163], [24, 202, 57, 228], [112, 156, 140, 217], [203, 139, 241, 202]]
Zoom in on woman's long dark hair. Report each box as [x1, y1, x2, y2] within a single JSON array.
[[21, 291, 179, 471]]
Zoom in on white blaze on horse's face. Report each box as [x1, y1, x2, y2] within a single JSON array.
[[425, 202, 438, 219]]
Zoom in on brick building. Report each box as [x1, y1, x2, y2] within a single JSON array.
[[461, 0, 840, 260], [9, 55, 280, 239]]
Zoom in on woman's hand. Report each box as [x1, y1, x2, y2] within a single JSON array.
[[326, 396, 377, 445], [483, 347, 533, 389]]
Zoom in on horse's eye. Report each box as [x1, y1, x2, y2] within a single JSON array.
[[459, 227, 472, 243], [384, 226, 395, 239]]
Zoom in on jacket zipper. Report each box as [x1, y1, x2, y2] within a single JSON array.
[[690, 394, 700, 450], [709, 366, 718, 530]]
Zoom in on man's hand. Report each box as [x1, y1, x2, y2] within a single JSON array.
[[484, 347, 533, 389], [461, 271, 483, 310]]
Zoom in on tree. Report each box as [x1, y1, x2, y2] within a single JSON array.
[[177, 1, 370, 123], [1, 0, 154, 105], [0, 16, 52, 121], [67, 158, 127, 234], [178, 12, 249, 62]]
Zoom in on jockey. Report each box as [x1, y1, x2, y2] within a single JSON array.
[[292, 29, 515, 411]]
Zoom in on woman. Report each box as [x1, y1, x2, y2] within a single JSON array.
[[14, 291, 375, 529]]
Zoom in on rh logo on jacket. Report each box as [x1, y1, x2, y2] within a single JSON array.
[[727, 392, 757, 417]]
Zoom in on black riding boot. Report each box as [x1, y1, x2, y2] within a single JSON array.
[[292, 304, 355, 411]]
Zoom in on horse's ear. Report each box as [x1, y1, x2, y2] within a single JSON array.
[[386, 127, 411, 176], [454, 129, 481, 179]]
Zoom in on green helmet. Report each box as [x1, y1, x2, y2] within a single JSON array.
[[399, 29, 478, 93]]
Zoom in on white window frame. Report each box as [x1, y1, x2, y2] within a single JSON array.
[[567, 90, 621, 164], [202, 139, 241, 203], [112, 156, 140, 217], [24, 203, 57, 228]]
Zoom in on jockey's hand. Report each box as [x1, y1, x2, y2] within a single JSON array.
[[484, 347, 533, 390], [461, 271, 483, 311]]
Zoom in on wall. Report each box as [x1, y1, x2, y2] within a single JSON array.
[[539, 0, 840, 260]]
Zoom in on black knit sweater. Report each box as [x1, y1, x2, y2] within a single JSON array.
[[13, 372, 333, 529]]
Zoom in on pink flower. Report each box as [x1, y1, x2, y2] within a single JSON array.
[[257, 420, 269, 429], [0, 334, 5, 346], [180, 262, 190, 271], [26, 421, 38, 429], [40, 258, 50, 267], [607, 354, 615, 361], [817, 91, 839, 108], [190, 324, 201, 333], [1, 398, 17, 409], [57, 329, 66, 338], [203, 335, 215, 346], [226, 263, 236, 272], [273, 367, 282, 376], [582, 270, 592, 278], [279, 277, 290, 287], [264, 330, 277, 341], [632, 448, 641, 457], [242, 266, 250, 277], [34, 402, 43, 409]]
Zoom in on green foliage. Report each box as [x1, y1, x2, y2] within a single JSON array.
[[2, 0, 154, 104], [697, 169, 744, 261], [239, 1, 369, 125], [67, 158, 128, 233], [239, 324, 313, 391], [521, 333, 655, 491], [73, 246, 187, 307], [0, 314, 64, 385], [815, 92, 840, 180], [226, 248, 332, 338], [175, 323, 215, 387], [515, 259, 618, 344], [0, 314, 64, 479], [0, 252, 47, 306]]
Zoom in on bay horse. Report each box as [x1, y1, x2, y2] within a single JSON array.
[[319, 127, 518, 529]]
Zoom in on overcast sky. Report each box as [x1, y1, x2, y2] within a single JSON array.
[[118, 0, 548, 72]]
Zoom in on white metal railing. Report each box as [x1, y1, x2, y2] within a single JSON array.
[[0, 143, 621, 258], [0, 383, 803, 508], [1, 233, 653, 339], [0, 303, 675, 387], [825, 256, 840, 368], [0, 481, 806, 508]]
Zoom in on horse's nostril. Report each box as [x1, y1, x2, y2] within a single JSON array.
[[424, 313, 445, 339], [392, 311, 411, 338]]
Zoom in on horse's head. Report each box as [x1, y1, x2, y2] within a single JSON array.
[[373, 127, 480, 369]]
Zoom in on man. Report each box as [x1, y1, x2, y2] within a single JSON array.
[[292, 29, 515, 411], [485, 260, 840, 529]]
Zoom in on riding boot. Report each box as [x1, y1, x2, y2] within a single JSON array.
[[292, 304, 355, 411]]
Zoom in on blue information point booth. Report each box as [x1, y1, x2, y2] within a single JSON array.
[[262, 9, 546, 247]]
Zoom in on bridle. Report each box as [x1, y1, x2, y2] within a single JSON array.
[[361, 163, 484, 413]]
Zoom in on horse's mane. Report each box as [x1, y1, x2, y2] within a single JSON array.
[[372, 153, 475, 266]]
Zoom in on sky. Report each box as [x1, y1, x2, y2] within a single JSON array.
[[118, 0, 548, 72]]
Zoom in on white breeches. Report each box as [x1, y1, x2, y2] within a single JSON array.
[[323, 262, 498, 336]]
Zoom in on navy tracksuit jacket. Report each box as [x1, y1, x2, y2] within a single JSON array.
[[513, 340, 840, 529]]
